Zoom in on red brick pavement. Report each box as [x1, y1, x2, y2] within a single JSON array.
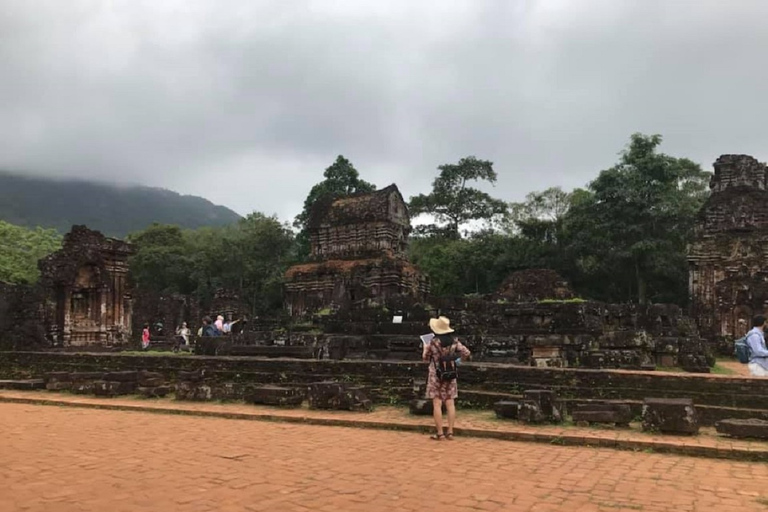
[[3, 403, 768, 512], [2, 390, 768, 460]]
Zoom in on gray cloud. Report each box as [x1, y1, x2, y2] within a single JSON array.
[[2, 0, 768, 220]]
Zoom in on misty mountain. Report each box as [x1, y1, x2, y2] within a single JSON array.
[[0, 172, 242, 238]]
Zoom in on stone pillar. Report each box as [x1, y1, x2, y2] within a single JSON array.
[[61, 288, 72, 345], [99, 286, 108, 342]]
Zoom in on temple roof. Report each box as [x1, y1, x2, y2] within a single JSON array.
[[307, 184, 408, 229]]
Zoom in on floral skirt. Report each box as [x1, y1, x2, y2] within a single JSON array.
[[426, 369, 458, 401]]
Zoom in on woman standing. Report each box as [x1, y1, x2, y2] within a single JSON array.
[[141, 323, 151, 349], [422, 316, 471, 440]]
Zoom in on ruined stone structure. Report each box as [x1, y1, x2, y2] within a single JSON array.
[[495, 269, 575, 302], [39, 226, 134, 346], [284, 185, 428, 316], [689, 155, 768, 343]]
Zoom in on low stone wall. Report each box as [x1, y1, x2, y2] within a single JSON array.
[[1, 351, 765, 426]]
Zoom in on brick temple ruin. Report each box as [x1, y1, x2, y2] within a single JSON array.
[[38, 226, 134, 345], [284, 184, 429, 316], [689, 154, 768, 346]]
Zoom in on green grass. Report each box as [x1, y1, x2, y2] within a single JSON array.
[[537, 298, 586, 304], [711, 363, 736, 375], [118, 350, 193, 357]]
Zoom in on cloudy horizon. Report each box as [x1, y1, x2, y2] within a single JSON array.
[[2, 0, 768, 220]]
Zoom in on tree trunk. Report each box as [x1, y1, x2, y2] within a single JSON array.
[[636, 260, 647, 305]]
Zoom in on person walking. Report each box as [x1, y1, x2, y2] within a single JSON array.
[[747, 315, 768, 377], [176, 322, 191, 346], [422, 316, 471, 440]]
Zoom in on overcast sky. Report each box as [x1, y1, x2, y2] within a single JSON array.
[[2, 0, 768, 221]]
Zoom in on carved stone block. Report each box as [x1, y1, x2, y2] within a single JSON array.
[[642, 398, 699, 435]]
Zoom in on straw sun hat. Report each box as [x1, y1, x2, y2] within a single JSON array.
[[429, 316, 454, 335]]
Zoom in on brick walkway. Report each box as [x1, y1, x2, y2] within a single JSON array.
[[2, 390, 768, 461], [3, 403, 768, 512]]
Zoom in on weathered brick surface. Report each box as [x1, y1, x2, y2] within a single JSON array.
[[643, 398, 700, 435], [493, 400, 520, 419], [4, 403, 768, 512], [716, 418, 768, 439], [137, 385, 170, 398], [308, 382, 373, 412], [0, 379, 45, 390], [245, 386, 304, 406], [5, 352, 768, 424], [572, 402, 633, 425]]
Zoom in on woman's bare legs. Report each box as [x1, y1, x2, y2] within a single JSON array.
[[432, 397, 444, 436], [445, 399, 456, 436]]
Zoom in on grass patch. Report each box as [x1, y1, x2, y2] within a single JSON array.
[[538, 298, 586, 304], [711, 363, 736, 375], [118, 350, 192, 357]]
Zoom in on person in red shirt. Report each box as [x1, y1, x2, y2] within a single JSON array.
[[141, 323, 150, 349]]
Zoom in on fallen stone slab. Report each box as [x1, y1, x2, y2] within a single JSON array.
[[177, 370, 206, 382], [521, 390, 564, 423], [0, 379, 45, 391], [45, 372, 72, 383], [245, 386, 304, 407], [104, 371, 138, 383], [212, 382, 247, 401], [715, 419, 768, 440], [572, 402, 632, 426], [71, 381, 96, 395], [642, 398, 699, 435], [138, 386, 170, 398], [93, 380, 136, 397], [518, 400, 546, 423], [175, 381, 213, 401], [138, 377, 165, 388], [70, 372, 106, 382], [494, 401, 520, 420], [46, 381, 72, 391], [308, 382, 373, 412], [137, 371, 164, 386]]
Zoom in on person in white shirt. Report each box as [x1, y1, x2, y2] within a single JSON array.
[[746, 315, 768, 377]]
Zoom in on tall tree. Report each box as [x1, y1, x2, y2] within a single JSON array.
[[293, 155, 376, 259], [0, 221, 61, 284], [127, 224, 197, 295], [506, 186, 572, 243], [562, 133, 710, 305], [409, 156, 508, 239]]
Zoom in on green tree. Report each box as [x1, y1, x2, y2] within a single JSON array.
[[562, 133, 710, 305], [293, 155, 376, 259], [409, 156, 508, 239], [127, 224, 197, 294], [507, 187, 571, 237], [0, 221, 62, 284], [208, 213, 295, 315]]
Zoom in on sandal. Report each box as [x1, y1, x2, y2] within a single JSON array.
[[445, 432, 455, 440], [430, 434, 444, 441]]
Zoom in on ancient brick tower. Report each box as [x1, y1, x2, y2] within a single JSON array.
[[284, 184, 428, 316], [688, 154, 768, 341], [39, 226, 134, 345]]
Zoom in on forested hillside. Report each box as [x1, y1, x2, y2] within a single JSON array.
[[0, 173, 241, 237]]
